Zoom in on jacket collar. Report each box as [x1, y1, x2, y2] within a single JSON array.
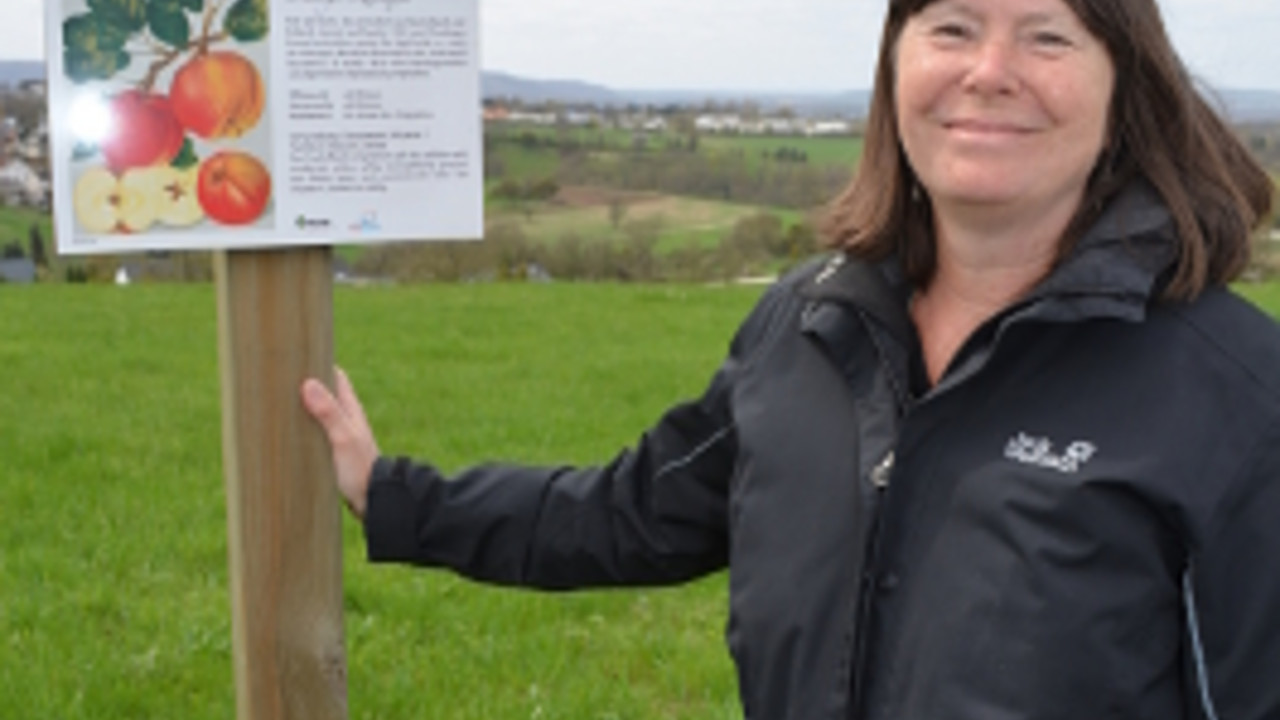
[[800, 180, 1178, 332], [1025, 181, 1176, 305]]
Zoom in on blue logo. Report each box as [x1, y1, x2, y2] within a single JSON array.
[[350, 211, 381, 233]]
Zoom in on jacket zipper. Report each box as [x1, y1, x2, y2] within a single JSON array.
[[849, 450, 893, 719], [849, 313, 909, 719], [869, 451, 894, 489]]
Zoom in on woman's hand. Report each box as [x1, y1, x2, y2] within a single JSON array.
[[301, 367, 380, 520]]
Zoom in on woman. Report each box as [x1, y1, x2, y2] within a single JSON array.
[[303, 0, 1280, 717]]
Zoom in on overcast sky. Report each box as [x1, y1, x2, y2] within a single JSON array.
[[10, 0, 1280, 92]]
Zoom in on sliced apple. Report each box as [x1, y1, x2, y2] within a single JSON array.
[[117, 169, 161, 233], [157, 166, 204, 227], [128, 166, 204, 227], [73, 165, 206, 234], [73, 167, 123, 234]]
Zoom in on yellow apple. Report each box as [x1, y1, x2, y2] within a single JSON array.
[[161, 166, 204, 227], [116, 169, 161, 233], [132, 166, 204, 227], [72, 167, 123, 234], [72, 165, 207, 234]]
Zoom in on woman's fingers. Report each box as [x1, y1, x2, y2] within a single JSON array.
[[301, 370, 378, 520], [301, 378, 350, 444], [334, 367, 375, 446]]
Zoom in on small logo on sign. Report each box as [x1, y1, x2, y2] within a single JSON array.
[[1004, 433, 1097, 474], [350, 211, 381, 233], [295, 214, 331, 230]]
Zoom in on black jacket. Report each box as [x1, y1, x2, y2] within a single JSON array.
[[364, 184, 1280, 719]]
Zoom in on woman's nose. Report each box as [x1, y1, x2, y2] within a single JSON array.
[[962, 38, 1020, 96]]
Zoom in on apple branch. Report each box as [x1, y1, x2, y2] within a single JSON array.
[[136, 31, 230, 92], [200, 2, 227, 55]]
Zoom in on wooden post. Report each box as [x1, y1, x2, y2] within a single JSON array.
[[215, 247, 348, 720]]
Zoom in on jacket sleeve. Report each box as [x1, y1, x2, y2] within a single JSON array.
[[1184, 414, 1280, 720], [361, 280, 794, 590]]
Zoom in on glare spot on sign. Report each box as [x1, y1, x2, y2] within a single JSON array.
[[68, 92, 113, 145]]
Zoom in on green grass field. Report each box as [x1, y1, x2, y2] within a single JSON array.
[[0, 205, 54, 253], [0, 282, 763, 719], [4, 279, 1280, 719], [698, 134, 863, 170], [487, 124, 862, 170], [496, 195, 798, 251]]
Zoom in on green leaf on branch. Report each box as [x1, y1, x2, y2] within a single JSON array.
[[225, 0, 269, 43], [63, 13, 133, 83], [178, 0, 205, 11], [65, 48, 132, 84], [86, 0, 148, 33], [171, 138, 199, 169], [64, 11, 132, 53], [146, 1, 192, 48]]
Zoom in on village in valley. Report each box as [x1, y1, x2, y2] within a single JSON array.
[[2, 65, 1279, 285], [0, 78, 49, 208], [0, 75, 51, 284]]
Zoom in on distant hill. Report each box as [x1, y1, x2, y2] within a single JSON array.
[[6, 59, 1280, 122], [0, 60, 44, 88], [483, 71, 624, 106], [484, 70, 1280, 123], [482, 70, 869, 117], [1208, 88, 1280, 124]]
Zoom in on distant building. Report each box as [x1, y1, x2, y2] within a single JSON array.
[[807, 120, 854, 136], [750, 117, 803, 135], [505, 111, 556, 125], [695, 114, 743, 133], [482, 104, 510, 122], [0, 158, 47, 207], [17, 79, 46, 98], [641, 116, 668, 132]]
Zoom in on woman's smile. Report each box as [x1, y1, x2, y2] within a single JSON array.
[[940, 117, 1039, 140]]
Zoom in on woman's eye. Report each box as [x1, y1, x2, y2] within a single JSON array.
[[932, 23, 972, 40], [1031, 31, 1072, 48]]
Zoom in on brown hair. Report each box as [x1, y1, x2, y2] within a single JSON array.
[[823, 0, 1275, 300]]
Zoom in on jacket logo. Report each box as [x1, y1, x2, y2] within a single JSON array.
[[1004, 433, 1097, 473]]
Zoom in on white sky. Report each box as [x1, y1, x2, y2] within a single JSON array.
[[9, 0, 1280, 92]]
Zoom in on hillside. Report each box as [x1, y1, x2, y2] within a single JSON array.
[[8, 58, 1280, 121], [0, 60, 44, 88]]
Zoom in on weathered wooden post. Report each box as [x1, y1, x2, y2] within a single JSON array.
[[216, 247, 347, 720]]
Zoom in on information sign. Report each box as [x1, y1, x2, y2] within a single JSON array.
[[47, 0, 483, 254]]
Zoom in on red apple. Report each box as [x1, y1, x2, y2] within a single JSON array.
[[170, 51, 266, 139], [100, 90, 185, 173], [197, 151, 272, 225]]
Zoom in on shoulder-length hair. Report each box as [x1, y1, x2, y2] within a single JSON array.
[[823, 0, 1275, 301]]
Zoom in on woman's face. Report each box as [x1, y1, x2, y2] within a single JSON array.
[[894, 0, 1114, 221]]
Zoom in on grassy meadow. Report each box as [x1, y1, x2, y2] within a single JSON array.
[[480, 126, 860, 260], [0, 206, 53, 249], [5, 275, 1280, 719], [506, 193, 810, 252], [0, 281, 764, 719], [486, 125, 863, 171]]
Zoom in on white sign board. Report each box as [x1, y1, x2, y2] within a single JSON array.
[[47, 0, 483, 255]]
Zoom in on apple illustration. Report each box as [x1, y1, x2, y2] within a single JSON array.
[[135, 166, 205, 227], [72, 167, 126, 234], [100, 91, 186, 173], [73, 166, 161, 234], [170, 50, 266, 140], [197, 151, 272, 225], [72, 165, 206, 234]]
